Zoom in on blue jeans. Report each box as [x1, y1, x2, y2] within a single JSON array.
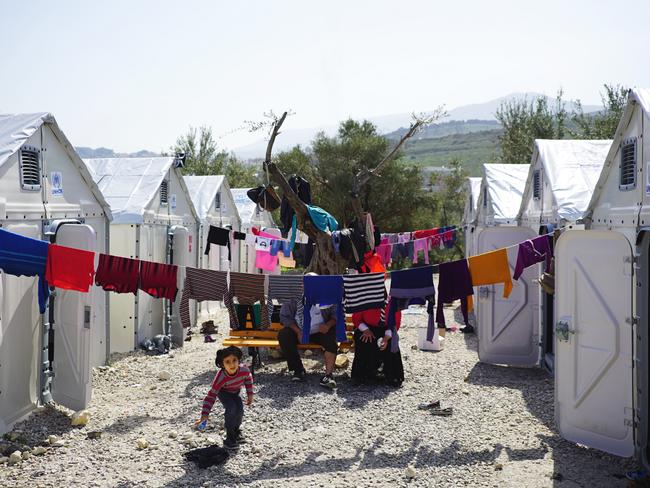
[[217, 390, 244, 433]]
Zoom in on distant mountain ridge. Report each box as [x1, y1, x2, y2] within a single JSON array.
[[232, 92, 601, 159], [75, 147, 160, 159]]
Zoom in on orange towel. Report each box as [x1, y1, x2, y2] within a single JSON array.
[[467, 248, 513, 302]]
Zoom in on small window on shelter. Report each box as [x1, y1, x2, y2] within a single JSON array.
[[619, 138, 637, 191], [19, 145, 41, 191], [160, 180, 169, 205], [482, 187, 487, 208], [533, 170, 541, 200], [215, 192, 221, 210]]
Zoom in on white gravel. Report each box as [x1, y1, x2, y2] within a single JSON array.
[[0, 305, 637, 487]]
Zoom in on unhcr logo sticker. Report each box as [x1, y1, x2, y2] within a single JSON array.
[[51, 171, 63, 196]]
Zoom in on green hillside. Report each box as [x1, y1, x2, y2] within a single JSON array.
[[400, 129, 502, 176]]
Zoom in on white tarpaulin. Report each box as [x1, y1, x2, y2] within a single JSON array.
[[633, 87, 650, 117], [84, 157, 174, 224], [483, 164, 529, 222], [231, 188, 257, 225], [184, 175, 225, 221], [534, 140, 612, 222], [463, 177, 483, 225], [0, 112, 51, 170]]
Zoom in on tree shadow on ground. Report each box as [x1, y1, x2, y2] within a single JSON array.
[[162, 435, 551, 487]]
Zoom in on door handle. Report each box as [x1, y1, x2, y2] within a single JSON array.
[[556, 320, 574, 342], [478, 286, 492, 300]]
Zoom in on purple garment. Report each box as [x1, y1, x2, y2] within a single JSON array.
[[436, 259, 473, 328], [513, 235, 553, 280]]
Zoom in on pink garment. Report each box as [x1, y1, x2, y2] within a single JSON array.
[[252, 227, 282, 240], [255, 250, 278, 271], [376, 244, 393, 266], [398, 233, 411, 244], [413, 238, 430, 264]]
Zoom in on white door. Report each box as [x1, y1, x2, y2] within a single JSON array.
[[136, 225, 155, 346], [171, 226, 191, 345], [51, 224, 94, 411], [477, 226, 540, 367], [555, 230, 634, 457]]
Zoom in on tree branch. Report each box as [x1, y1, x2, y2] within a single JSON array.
[[264, 111, 288, 164]]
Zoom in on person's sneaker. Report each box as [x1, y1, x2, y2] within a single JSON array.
[[291, 370, 305, 382], [224, 435, 238, 450], [461, 324, 475, 334], [235, 430, 246, 445], [319, 374, 336, 389]]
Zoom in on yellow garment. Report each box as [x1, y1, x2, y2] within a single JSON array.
[[278, 252, 296, 268], [468, 248, 513, 301]]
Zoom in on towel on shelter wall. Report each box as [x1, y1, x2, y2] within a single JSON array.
[[45, 244, 95, 292], [467, 248, 513, 307], [179, 267, 228, 328], [436, 259, 473, 328], [0, 227, 50, 313], [95, 254, 140, 294], [139, 261, 178, 301]]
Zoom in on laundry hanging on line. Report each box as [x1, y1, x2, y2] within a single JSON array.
[[204, 226, 245, 261], [46, 244, 96, 293]]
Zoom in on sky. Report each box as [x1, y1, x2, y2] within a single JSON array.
[[1, 0, 649, 153]]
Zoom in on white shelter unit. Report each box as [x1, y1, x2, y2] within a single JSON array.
[[0, 113, 112, 434], [84, 157, 200, 352], [462, 176, 482, 259], [231, 188, 277, 273], [470, 164, 539, 367], [184, 175, 242, 318], [552, 88, 650, 465], [513, 139, 612, 372]]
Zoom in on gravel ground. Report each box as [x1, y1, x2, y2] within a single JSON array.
[[0, 303, 639, 488]]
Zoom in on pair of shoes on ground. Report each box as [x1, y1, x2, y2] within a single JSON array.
[[290, 371, 336, 389], [461, 324, 475, 334], [200, 321, 218, 335], [204, 335, 216, 343]]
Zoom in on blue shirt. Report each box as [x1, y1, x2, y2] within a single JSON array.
[[0, 228, 50, 313]]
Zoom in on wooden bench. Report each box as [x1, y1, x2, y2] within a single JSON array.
[[222, 305, 354, 372]]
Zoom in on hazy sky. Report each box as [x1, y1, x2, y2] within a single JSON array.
[[1, 0, 649, 153]]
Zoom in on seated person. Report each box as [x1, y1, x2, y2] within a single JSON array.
[[277, 299, 338, 389], [351, 302, 404, 387]]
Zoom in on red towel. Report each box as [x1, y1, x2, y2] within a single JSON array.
[[139, 261, 178, 301], [45, 244, 95, 292], [412, 228, 440, 239], [95, 254, 140, 294]]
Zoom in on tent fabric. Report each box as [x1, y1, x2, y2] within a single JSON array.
[[481, 164, 529, 222], [0, 112, 51, 170], [462, 177, 483, 226], [231, 188, 274, 227], [585, 88, 650, 218], [527, 140, 612, 222], [84, 157, 193, 224], [0, 112, 113, 219], [184, 175, 226, 221]]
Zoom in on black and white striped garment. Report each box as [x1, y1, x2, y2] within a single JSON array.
[[343, 272, 386, 313], [266, 274, 304, 327], [180, 267, 228, 329]]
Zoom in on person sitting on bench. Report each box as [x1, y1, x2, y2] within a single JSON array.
[[278, 299, 338, 389]]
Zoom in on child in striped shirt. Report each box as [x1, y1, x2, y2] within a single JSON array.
[[196, 346, 253, 450]]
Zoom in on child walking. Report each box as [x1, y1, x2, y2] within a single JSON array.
[[196, 346, 253, 450]]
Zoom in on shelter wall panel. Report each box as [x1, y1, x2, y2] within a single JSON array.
[[0, 222, 43, 434], [108, 225, 137, 353]]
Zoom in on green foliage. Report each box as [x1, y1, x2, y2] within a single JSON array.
[[429, 158, 468, 261], [173, 126, 259, 188], [275, 119, 437, 233], [495, 91, 568, 164], [571, 84, 628, 139]]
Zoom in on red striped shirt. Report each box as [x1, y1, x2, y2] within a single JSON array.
[[201, 366, 253, 416]]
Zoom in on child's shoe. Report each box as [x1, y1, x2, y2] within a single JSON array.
[[224, 431, 238, 451], [235, 429, 246, 445]]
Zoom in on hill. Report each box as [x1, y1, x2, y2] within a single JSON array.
[[75, 147, 160, 159]]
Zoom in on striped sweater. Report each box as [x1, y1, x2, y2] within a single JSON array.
[[342, 272, 386, 313], [201, 366, 254, 416], [224, 272, 269, 329]]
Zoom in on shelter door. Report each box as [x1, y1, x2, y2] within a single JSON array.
[[51, 224, 95, 411], [555, 230, 634, 457], [477, 226, 540, 367]]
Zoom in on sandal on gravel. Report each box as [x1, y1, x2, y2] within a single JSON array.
[[417, 400, 441, 410], [204, 335, 216, 343], [430, 407, 453, 416]]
